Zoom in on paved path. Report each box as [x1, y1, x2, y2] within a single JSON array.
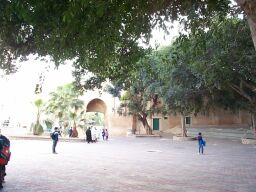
[[1, 137, 256, 192]]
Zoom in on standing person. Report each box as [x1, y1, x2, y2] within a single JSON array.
[[91, 127, 96, 142], [85, 127, 92, 143], [105, 129, 109, 141], [0, 129, 11, 189], [102, 128, 105, 140], [51, 127, 61, 154], [197, 132, 205, 155]]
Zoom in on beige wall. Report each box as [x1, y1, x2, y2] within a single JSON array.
[[190, 110, 250, 128], [108, 114, 133, 136], [145, 109, 250, 135], [81, 90, 251, 136]]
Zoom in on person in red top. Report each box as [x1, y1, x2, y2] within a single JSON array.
[[0, 129, 10, 188]]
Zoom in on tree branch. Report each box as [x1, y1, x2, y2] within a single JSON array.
[[229, 82, 253, 102]]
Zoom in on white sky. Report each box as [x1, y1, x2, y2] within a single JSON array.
[[0, 23, 180, 124]]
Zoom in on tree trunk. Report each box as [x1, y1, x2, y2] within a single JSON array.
[[36, 108, 40, 125], [144, 119, 152, 135], [131, 114, 137, 134], [247, 12, 256, 50], [251, 113, 256, 137], [235, 0, 256, 50], [181, 115, 187, 137], [71, 121, 78, 137], [138, 112, 152, 135]]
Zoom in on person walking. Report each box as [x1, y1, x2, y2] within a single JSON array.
[[91, 127, 97, 142], [85, 127, 92, 143], [197, 132, 205, 155], [51, 127, 61, 154], [102, 128, 105, 140], [105, 129, 109, 141]]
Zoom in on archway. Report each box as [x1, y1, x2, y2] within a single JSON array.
[[85, 99, 108, 141], [86, 98, 107, 114]]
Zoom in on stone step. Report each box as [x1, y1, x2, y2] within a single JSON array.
[[136, 134, 161, 138]]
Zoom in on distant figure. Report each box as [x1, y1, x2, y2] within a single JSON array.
[[86, 127, 92, 143], [68, 127, 73, 138], [51, 127, 61, 154], [197, 132, 205, 155], [91, 127, 97, 142], [102, 128, 105, 140], [105, 129, 109, 141], [0, 129, 11, 189]]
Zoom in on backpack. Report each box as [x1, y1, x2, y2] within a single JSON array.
[[50, 132, 55, 140], [0, 138, 11, 165], [201, 140, 206, 147]]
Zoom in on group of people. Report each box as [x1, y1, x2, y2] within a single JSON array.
[[101, 128, 109, 141], [0, 127, 205, 189], [51, 127, 205, 154], [51, 127, 205, 155], [50, 126, 111, 153], [85, 127, 109, 143]]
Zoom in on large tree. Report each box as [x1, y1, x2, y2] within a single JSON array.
[[235, 0, 256, 50], [115, 55, 165, 135], [1, 0, 249, 80], [185, 17, 256, 136], [124, 16, 256, 137], [159, 17, 256, 136]]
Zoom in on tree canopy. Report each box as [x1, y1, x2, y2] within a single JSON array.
[[108, 16, 256, 135], [0, 0, 237, 80]]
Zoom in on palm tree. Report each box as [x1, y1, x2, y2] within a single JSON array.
[[32, 99, 44, 135], [44, 84, 85, 137], [69, 98, 85, 137]]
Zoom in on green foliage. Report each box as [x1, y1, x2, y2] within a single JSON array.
[[34, 99, 43, 108], [31, 123, 44, 135], [85, 112, 104, 126], [117, 16, 256, 131], [180, 18, 256, 113], [94, 113, 104, 126], [44, 119, 53, 130], [104, 81, 123, 98], [0, 0, 233, 80], [44, 83, 85, 123]]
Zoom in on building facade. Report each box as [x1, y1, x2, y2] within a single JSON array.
[[81, 91, 250, 137]]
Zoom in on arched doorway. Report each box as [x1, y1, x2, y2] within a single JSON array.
[[86, 98, 107, 114], [85, 99, 108, 141]]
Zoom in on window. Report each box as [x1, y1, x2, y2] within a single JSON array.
[[185, 116, 192, 125]]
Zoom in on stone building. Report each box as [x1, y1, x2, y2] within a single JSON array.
[[81, 90, 250, 137]]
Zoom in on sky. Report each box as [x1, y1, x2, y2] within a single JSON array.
[[0, 22, 180, 125]]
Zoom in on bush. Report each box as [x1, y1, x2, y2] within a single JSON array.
[[32, 123, 44, 135]]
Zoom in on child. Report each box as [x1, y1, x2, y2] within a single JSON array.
[[197, 132, 205, 154]]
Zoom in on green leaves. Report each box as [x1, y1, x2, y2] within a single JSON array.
[[44, 83, 85, 121], [0, 0, 233, 78]]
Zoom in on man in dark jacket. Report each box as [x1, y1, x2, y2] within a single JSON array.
[[51, 127, 61, 154], [85, 127, 92, 144]]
